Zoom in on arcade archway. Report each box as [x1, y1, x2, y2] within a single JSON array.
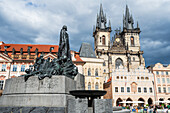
[[138, 98, 145, 106], [148, 98, 153, 106], [116, 98, 123, 106]]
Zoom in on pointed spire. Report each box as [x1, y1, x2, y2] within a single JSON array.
[[100, 3, 104, 17], [123, 5, 135, 29], [137, 21, 139, 28], [95, 3, 108, 30], [109, 20, 111, 28], [93, 25, 95, 32]]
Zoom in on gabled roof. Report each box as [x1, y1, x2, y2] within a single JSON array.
[[79, 43, 96, 58]]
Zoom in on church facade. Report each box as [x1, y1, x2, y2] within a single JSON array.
[[93, 4, 145, 79], [90, 4, 155, 106]]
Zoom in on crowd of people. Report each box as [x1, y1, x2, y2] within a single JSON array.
[[121, 104, 170, 113]]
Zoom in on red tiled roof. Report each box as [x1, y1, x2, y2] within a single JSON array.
[[0, 42, 84, 63], [107, 77, 112, 82], [0, 44, 59, 52], [75, 54, 83, 62]]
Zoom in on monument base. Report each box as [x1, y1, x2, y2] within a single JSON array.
[[0, 76, 76, 107]]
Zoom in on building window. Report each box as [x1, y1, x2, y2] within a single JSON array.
[[115, 87, 118, 92], [95, 82, 99, 90], [141, 77, 144, 80], [130, 36, 134, 46], [13, 65, 17, 72], [102, 35, 105, 45], [1, 64, 6, 71], [127, 87, 130, 93], [167, 78, 170, 83], [166, 72, 168, 75], [21, 65, 25, 72], [104, 69, 106, 73], [144, 87, 147, 93], [88, 68, 91, 76], [145, 77, 149, 80], [163, 87, 166, 93], [158, 87, 161, 93], [137, 77, 140, 79], [138, 87, 141, 93], [162, 78, 165, 84], [100, 37, 101, 42], [95, 69, 98, 77], [121, 87, 124, 92], [0, 80, 4, 90], [88, 82, 91, 90], [161, 71, 164, 75], [149, 87, 153, 93], [103, 62, 106, 66], [168, 87, 170, 93], [116, 76, 119, 79], [156, 71, 159, 75], [121, 76, 123, 79], [133, 57, 135, 61], [157, 78, 160, 84], [115, 58, 123, 69], [124, 77, 127, 79]]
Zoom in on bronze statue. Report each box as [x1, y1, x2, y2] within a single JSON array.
[[23, 25, 78, 81]]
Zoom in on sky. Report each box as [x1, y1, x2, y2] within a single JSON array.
[[0, 0, 170, 66]]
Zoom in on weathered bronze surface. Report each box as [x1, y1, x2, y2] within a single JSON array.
[[24, 25, 78, 81]]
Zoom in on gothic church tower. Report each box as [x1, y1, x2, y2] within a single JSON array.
[[93, 4, 145, 78], [93, 4, 111, 78]]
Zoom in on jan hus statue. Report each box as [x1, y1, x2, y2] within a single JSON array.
[[23, 25, 78, 81]]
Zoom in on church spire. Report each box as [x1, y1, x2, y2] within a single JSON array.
[[123, 5, 134, 29], [96, 3, 107, 30]]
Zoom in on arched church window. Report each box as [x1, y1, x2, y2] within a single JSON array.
[[95, 82, 99, 90], [88, 82, 91, 90], [115, 58, 123, 69], [131, 36, 135, 46], [95, 69, 98, 76], [88, 68, 91, 76], [102, 35, 106, 45]]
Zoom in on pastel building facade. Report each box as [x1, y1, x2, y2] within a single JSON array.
[[104, 65, 155, 106], [148, 63, 170, 103]]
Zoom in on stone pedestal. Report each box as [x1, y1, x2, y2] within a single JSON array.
[[93, 99, 113, 113], [67, 98, 88, 113], [0, 76, 76, 107]]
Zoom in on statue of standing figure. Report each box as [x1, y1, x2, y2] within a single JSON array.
[[23, 25, 78, 81]]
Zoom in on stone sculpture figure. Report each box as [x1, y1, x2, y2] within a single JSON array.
[[23, 25, 78, 81]]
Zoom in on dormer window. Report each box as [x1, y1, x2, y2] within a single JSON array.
[[50, 47, 54, 50], [4, 46, 10, 49], [28, 46, 32, 49]]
